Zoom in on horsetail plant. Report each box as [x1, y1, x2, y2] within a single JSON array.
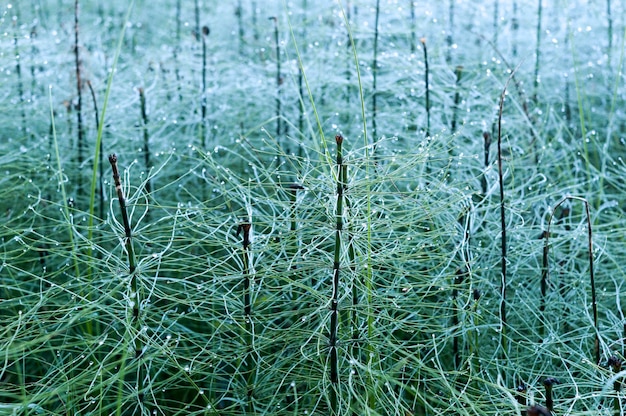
[[451, 65, 463, 134], [108, 153, 144, 403], [237, 219, 254, 413], [608, 355, 622, 415], [542, 196, 599, 364], [533, 0, 543, 104], [372, 0, 380, 146], [421, 37, 430, 140], [496, 65, 520, 358], [329, 134, 345, 415], [138, 87, 151, 195], [200, 25, 210, 150], [74, 0, 85, 201], [542, 377, 559, 412]]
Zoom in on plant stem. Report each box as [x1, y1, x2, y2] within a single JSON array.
[[451, 66, 463, 134], [236, 0, 244, 56], [421, 37, 430, 140], [74, 0, 84, 202], [12, 17, 27, 136], [270, 16, 283, 163], [533, 0, 543, 104], [496, 66, 520, 358], [108, 153, 144, 402], [329, 134, 344, 415], [372, 0, 380, 146], [446, 0, 454, 63], [237, 220, 254, 413], [512, 1, 519, 57], [200, 25, 209, 151], [138, 87, 151, 195], [607, 0, 613, 68], [410, 0, 416, 54], [493, 0, 499, 46], [194, 0, 200, 41], [543, 196, 599, 364], [481, 132, 491, 196], [86, 81, 103, 220]]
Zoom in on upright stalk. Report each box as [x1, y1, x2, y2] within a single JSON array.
[[200, 25, 210, 150], [512, 1, 519, 57], [481, 132, 491, 196], [421, 38, 430, 139], [74, 0, 84, 201], [298, 0, 307, 159], [542, 196, 599, 364], [237, 220, 254, 413], [493, 0, 499, 46], [270, 17, 283, 161], [194, 0, 200, 41], [607, 0, 613, 68], [410, 0, 416, 54], [329, 134, 345, 415], [533, 0, 543, 104], [543, 377, 559, 412], [236, 0, 244, 56], [86, 81, 103, 220], [109, 154, 143, 402], [138, 88, 151, 195], [372, 0, 380, 145], [496, 68, 519, 358], [12, 18, 27, 136], [451, 66, 463, 134], [446, 0, 454, 63]]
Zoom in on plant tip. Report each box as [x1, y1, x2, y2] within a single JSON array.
[[202, 25, 209, 36], [335, 134, 344, 145], [526, 405, 551, 416]]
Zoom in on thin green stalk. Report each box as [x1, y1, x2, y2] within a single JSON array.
[[49, 87, 80, 280]]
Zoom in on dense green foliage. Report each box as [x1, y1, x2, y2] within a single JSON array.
[[1, 0, 626, 414]]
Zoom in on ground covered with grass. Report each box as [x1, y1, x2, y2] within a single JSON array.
[[1, 0, 626, 415]]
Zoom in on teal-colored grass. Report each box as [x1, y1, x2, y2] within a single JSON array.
[[1, 1, 626, 414]]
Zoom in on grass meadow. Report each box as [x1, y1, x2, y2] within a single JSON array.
[[1, 0, 626, 414]]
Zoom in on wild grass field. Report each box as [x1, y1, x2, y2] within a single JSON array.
[[1, 0, 626, 414]]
